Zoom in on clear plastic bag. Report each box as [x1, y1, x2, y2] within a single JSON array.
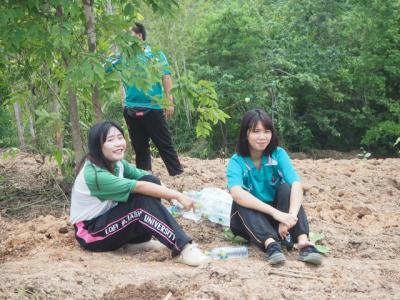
[[185, 187, 232, 226]]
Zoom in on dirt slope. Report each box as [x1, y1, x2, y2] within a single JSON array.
[[0, 153, 399, 299]]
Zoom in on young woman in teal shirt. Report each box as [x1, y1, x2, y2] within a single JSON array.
[[226, 109, 322, 265]]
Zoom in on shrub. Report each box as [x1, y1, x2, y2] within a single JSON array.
[[361, 121, 400, 157]]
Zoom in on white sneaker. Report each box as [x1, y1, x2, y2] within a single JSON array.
[[176, 243, 211, 266], [123, 239, 164, 251]]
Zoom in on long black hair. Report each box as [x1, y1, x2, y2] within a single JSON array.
[[76, 121, 125, 174], [236, 109, 279, 157]]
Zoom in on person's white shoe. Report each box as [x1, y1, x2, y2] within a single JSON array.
[[176, 243, 211, 266], [123, 239, 164, 251]]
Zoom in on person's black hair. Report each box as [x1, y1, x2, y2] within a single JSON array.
[[236, 109, 279, 157], [76, 121, 125, 176], [132, 22, 146, 41]]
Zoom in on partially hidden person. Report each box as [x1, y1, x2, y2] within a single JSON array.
[[106, 22, 183, 176], [70, 121, 210, 266], [226, 109, 323, 266]]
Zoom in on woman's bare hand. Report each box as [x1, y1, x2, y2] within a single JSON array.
[[174, 193, 195, 211], [273, 211, 297, 228]]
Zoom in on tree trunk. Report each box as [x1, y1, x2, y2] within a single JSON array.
[[57, 5, 84, 164], [106, 0, 122, 104], [106, 0, 113, 14], [91, 85, 101, 122], [52, 84, 63, 152], [13, 102, 26, 149], [267, 86, 276, 121], [24, 100, 36, 146], [83, 0, 102, 122], [66, 82, 84, 163], [63, 54, 84, 163]]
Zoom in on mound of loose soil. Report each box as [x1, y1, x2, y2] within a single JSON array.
[[0, 152, 399, 299]]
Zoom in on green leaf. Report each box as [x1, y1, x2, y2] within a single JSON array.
[[315, 245, 330, 254], [123, 3, 135, 16], [53, 149, 63, 168], [223, 228, 248, 244], [309, 232, 324, 243], [223, 228, 235, 239]]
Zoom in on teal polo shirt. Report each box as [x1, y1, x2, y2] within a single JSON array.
[[107, 46, 171, 109], [226, 147, 300, 203]]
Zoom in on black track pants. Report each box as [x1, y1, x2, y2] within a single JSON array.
[[230, 183, 309, 251], [74, 175, 191, 256]]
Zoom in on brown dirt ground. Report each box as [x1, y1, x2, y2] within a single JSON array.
[[0, 152, 399, 300]]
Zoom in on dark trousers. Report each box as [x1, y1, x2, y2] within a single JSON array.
[[74, 175, 191, 256], [123, 107, 183, 176], [230, 183, 309, 251]]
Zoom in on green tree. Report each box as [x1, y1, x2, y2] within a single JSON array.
[[182, 0, 400, 156], [0, 0, 179, 165]]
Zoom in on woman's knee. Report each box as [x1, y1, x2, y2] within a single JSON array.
[[139, 174, 161, 185], [277, 183, 290, 196], [127, 191, 161, 204]]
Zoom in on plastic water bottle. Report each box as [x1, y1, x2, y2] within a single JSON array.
[[167, 205, 201, 222], [281, 233, 294, 250], [286, 233, 292, 244], [168, 205, 183, 217], [209, 246, 248, 260]]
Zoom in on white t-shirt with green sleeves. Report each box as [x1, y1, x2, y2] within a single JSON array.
[[70, 160, 148, 224]]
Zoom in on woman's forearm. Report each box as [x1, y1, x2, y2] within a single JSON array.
[[133, 181, 195, 211], [133, 181, 180, 201], [230, 186, 279, 217], [289, 182, 303, 216], [230, 186, 299, 228], [162, 75, 173, 98]]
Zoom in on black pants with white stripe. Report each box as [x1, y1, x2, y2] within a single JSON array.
[[74, 175, 191, 256], [230, 183, 309, 251]]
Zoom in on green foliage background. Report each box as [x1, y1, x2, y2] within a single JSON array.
[[0, 0, 399, 163], [144, 0, 400, 157]]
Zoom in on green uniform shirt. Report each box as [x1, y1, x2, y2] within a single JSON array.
[[70, 160, 148, 223]]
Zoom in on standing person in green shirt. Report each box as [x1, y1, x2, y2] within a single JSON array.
[[70, 121, 210, 266], [226, 109, 323, 266], [108, 23, 183, 176]]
